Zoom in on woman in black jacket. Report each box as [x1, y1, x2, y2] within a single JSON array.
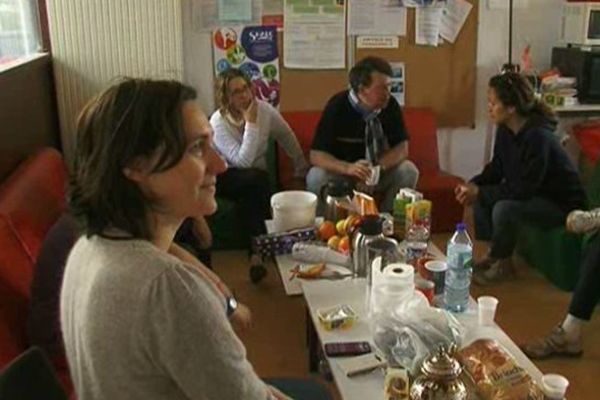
[[455, 72, 586, 285]]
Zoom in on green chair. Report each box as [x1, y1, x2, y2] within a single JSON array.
[[209, 138, 280, 250], [516, 160, 600, 291]]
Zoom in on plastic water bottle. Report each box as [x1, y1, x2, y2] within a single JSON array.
[[444, 222, 473, 313]]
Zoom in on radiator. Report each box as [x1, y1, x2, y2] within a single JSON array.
[[46, 0, 184, 160]]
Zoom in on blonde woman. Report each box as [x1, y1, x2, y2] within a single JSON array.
[[211, 68, 308, 283]]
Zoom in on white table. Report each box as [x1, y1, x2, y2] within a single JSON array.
[[301, 279, 543, 400], [265, 218, 444, 296]]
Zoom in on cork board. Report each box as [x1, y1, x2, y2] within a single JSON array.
[[278, 1, 478, 127]]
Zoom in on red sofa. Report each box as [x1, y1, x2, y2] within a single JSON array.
[[279, 108, 464, 232], [0, 147, 72, 394]]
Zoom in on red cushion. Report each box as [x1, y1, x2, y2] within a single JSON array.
[[279, 111, 321, 189], [403, 108, 439, 173], [0, 216, 30, 367], [0, 215, 34, 300], [417, 173, 465, 232], [0, 148, 67, 261]]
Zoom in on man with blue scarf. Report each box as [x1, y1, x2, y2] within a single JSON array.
[[307, 56, 419, 213]]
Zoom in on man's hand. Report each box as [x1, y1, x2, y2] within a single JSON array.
[[230, 302, 252, 332], [345, 160, 371, 182], [455, 183, 479, 206], [242, 99, 258, 124]]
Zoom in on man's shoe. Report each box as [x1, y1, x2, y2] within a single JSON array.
[[472, 259, 516, 286], [567, 209, 600, 234], [249, 264, 267, 284], [521, 326, 583, 360]]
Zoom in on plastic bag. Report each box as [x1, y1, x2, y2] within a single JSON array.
[[371, 291, 465, 374]]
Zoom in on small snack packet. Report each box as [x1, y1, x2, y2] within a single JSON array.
[[317, 304, 358, 331], [384, 367, 409, 400]]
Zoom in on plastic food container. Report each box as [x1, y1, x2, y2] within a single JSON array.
[[317, 304, 357, 331], [271, 191, 317, 232]]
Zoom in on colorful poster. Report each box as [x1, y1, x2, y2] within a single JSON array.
[[213, 26, 281, 108]]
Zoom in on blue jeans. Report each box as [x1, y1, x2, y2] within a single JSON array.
[[569, 232, 600, 320], [473, 197, 567, 259], [306, 160, 419, 213]]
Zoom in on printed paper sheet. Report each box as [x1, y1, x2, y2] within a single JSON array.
[[283, 0, 346, 69]]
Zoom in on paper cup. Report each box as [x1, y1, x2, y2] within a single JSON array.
[[541, 374, 569, 399], [424, 260, 447, 295], [477, 296, 499, 326]]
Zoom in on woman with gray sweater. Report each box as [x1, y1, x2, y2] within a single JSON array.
[[61, 79, 297, 399]]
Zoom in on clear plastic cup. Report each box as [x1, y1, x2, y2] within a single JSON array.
[[541, 373, 569, 399], [477, 296, 499, 326]]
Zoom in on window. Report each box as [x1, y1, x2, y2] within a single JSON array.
[[0, 0, 42, 65]]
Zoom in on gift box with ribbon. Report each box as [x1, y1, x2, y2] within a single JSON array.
[[252, 227, 318, 258]]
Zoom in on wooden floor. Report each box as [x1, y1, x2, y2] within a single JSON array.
[[213, 233, 600, 400]]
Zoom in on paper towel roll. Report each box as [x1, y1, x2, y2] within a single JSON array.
[[382, 263, 414, 283]]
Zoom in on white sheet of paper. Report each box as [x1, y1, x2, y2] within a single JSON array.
[[415, 6, 443, 46], [357, 36, 399, 48], [192, 0, 261, 32], [218, 0, 252, 22], [440, 0, 472, 43], [283, 0, 346, 69], [262, 0, 283, 16], [348, 0, 407, 36]]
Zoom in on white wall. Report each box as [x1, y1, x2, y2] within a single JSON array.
[[181, 0, 565, 179]]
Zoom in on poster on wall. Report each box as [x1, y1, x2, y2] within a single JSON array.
[[213, 26, 281, 108], [283, 0, 346, 69], [390, 62, 405, 106]]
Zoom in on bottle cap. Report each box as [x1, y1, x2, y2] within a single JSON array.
[[456, 222, 467, 231]]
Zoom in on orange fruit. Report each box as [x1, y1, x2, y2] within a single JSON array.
[[338, 236, 350, 254], [318, 220, 336, 241], [327, 235, 341, 250]]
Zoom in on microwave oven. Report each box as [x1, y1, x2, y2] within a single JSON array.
[[552, 46, 600, 104], [560, 2, 600, 46]]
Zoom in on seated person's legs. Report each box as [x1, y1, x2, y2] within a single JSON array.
[[473, 197, 566, 285], [216, 167, 272, 282], [523, 231, 600, 359], [376, 160, 418, 213]]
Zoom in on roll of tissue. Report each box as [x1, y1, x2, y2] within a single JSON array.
[[369, 262, 414, 316]]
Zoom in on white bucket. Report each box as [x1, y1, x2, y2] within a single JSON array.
[[271, 191, 317, 232]]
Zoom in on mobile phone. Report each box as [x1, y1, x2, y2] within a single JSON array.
[[324, 341, 372, 357]]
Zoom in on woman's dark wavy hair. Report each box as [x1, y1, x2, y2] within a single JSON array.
[[489, 72, 554, 119], [215, 68, 252, 114], [69, 78, 197, 239]]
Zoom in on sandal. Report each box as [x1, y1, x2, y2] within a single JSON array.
[[521, 326, 583, 360]]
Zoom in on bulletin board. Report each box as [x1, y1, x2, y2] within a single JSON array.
[[277, 1, 478, 128]]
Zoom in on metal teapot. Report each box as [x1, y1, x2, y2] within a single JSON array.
[[320, 178, 353, 222], [409, 344, 468, 400]]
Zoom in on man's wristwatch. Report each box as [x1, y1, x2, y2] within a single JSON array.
[[226, 296, 238, 317]]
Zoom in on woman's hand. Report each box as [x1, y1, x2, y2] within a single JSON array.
[[455, 183, 479, 206], [242, 99, 258, 124], [230, 302, 252, 332]]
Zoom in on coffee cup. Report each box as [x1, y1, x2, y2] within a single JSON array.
[[424, 260, 447, 295]]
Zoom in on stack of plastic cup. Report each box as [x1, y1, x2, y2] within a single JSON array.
[[477, 296, 499, 326], [541, 374, 569, 400]]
